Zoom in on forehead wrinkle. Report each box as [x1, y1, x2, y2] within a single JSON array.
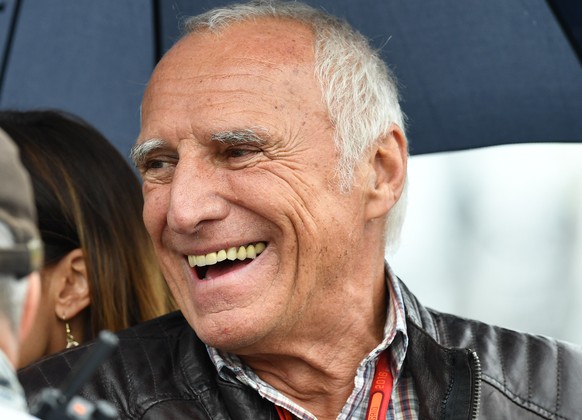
[[195, 67, 286, 80], [181, 77, 287, 103]]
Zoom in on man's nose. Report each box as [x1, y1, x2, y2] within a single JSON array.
[[167, 159, 230, 234]]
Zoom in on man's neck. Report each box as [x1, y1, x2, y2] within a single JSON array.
[[240, 273, 388, 419]]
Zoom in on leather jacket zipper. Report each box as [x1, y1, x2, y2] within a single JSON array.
[[469, 350, 482, 419]]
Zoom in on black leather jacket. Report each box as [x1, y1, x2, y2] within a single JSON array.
[[18, 279, 582, 419]]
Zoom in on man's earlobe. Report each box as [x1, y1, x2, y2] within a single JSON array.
[[365, 124, 408, 221]]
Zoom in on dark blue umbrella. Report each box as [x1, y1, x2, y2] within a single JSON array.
[[0, 0, 155, 157], [1, 0, 581, 157]]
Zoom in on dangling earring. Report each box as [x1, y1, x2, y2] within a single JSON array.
[[63, 315, 79, 348]]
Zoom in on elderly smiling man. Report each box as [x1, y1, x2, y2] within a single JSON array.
[[19, 1, 582, 419]]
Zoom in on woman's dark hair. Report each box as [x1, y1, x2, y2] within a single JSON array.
[[0, 109, 175, 339]]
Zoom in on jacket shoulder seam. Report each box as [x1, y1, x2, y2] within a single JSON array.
[[482, 374, 568, 420]]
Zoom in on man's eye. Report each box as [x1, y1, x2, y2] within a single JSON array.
[[226, 147, 260, 159], [139, 154, 178, 170], [146, 159, 170, 169], [139, 159, 169, 172], [138, 157, 177, 183]]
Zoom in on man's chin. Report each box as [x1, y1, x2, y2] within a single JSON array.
[[192, 314, 269, 353], [199, 330, 265, 354]]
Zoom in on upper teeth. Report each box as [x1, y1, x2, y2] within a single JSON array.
[[187, 242, 266, 268]]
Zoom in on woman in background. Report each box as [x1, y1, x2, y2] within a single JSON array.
[[0, 109, 176, 367]]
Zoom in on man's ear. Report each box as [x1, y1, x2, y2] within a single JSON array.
[[365, 123, 408, 221], [18, 271, 41, 343], [53, 248, 91, 320]]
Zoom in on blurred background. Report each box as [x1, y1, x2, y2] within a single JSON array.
[[1, 0, 581, 344], [389, 144, 582, 345]]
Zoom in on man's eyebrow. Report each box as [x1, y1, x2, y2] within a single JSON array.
[[210, 127, 269, 145], [129, 139, 167, 167], [129, 128, 269, 166]]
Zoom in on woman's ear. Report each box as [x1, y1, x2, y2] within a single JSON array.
[[53, 248, 91, 320], [364, 123, 408, 221]]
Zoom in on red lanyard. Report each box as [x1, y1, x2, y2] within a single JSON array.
[[276, 351, 393, 420], [276, 405, 295, 420], [365, 351, 393, 420]]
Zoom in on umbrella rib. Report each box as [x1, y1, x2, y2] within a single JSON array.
[[546, 0, 582, 67], [0, 0, 23, 100]]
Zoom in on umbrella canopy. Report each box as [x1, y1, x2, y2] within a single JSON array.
[[1, 0, 581, 157], [0, 0, 155, 157]]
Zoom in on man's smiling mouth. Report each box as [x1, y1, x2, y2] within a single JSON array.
[[187, 242, 266, 279]]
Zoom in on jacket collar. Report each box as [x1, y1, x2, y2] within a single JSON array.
[[398, 278, 481, 420]]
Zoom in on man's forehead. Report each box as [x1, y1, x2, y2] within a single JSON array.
[[141, 16, 318, 112], [137, 16, 326, 156], [171, 17, 315, 67]]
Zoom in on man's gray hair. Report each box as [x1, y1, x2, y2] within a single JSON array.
[[0, 221, 30, 333], [184, 0, 408, 251]]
